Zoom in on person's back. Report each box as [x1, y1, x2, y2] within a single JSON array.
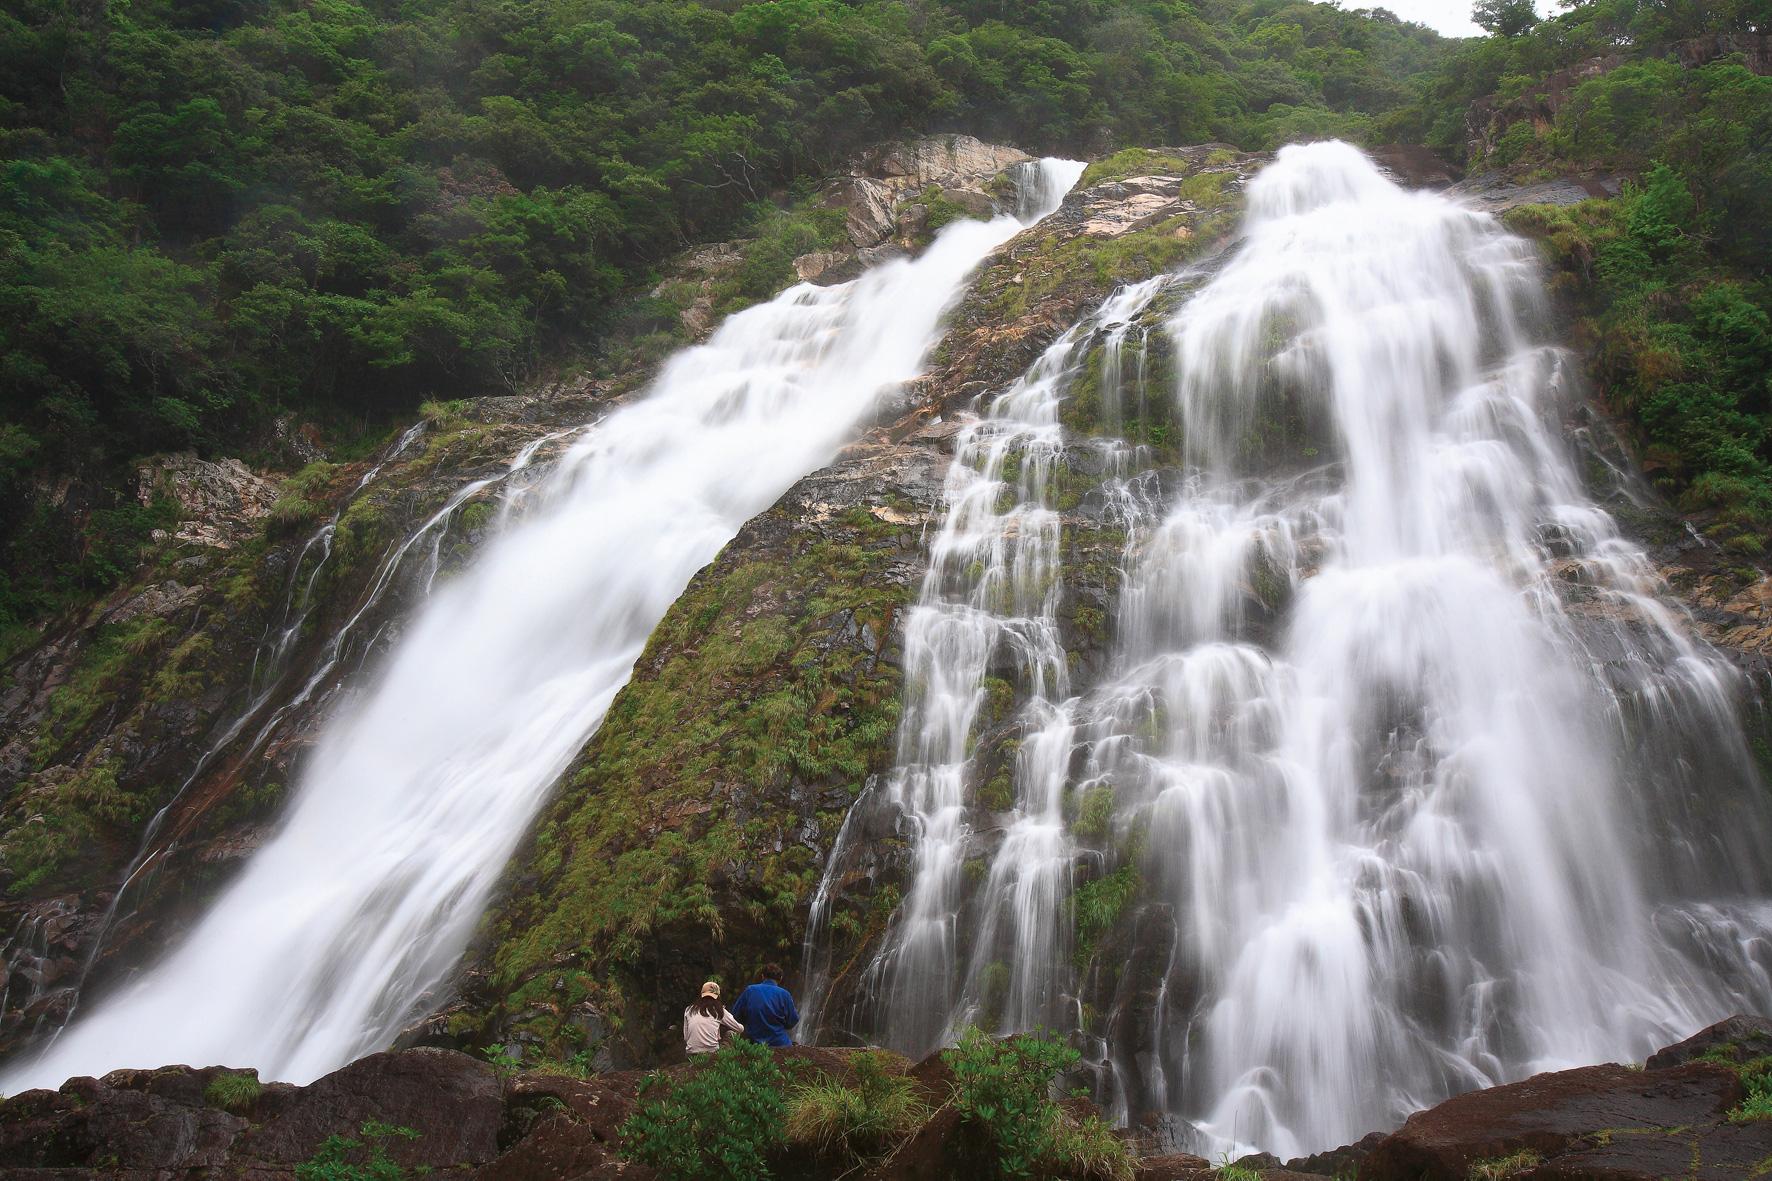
[[729, 964, 799, 1048], [683, 981, 743, 1056]]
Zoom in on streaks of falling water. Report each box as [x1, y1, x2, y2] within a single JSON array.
[[1115, 142, 1772, 1156], [812, 141, 1772, 1159], [801, 278, 1168, 1055], [0, 158, 1084, 1093]]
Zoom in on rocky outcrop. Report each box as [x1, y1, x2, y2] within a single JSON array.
[[136, 454, 280, 551], [0, 386, 614, 1066], [0, 1048, 565, 1179], [1452, 172, 1623, 216], [820, 135, 1034, 252], [458, 147, 1262, 1068]]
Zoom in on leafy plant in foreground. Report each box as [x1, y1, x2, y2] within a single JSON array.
[[783, 1049, 927, 1163], [294, 1122, 419, 1181], [619, 1038, 785, 1181], [944, 1027, 1132, 1180]]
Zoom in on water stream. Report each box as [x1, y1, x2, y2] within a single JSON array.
[[0, 158, 1085, 1092], [809, 141, 1772, 1157]]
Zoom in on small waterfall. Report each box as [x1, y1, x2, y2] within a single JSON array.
[[0, 159, 1085, 1092], [811, 141, 1772, 1157]]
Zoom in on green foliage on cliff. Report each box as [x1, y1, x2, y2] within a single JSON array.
[[485, 505, 914, 1055], [1409, 2, 1772, 548], [0, 0, 1447, 632]]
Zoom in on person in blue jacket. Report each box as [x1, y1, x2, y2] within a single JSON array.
[[729, 963, 799, 1047]]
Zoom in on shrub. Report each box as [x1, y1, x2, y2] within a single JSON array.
[[619, 1038, 786, 1181], [944, 1028, 1131, 1180], [784, 1050, 927, 1163], [204, 1070, 262, 1113], [294, 1122, 419, 1181]]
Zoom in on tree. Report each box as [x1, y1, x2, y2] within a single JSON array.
[[1474, 0, 1542, 36]]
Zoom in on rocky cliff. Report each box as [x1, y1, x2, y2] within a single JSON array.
[[3, 132, 1772, 1175]]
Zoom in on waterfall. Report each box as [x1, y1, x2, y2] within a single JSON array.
[[0, 157, 1085, 1093], [813, 141, 1772, 1157]]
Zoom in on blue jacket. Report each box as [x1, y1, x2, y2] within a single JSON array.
[[729, 980, 799, 1047]]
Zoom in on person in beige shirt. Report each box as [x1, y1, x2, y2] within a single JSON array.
[[683, 980, 745, 1055]]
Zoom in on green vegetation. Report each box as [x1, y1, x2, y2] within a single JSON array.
[[487, 508, 913, 1055], [783, 1050, 928, 1165], [620, 1039, 786, 1181], [943, 1027, 1132, 1180], [1467, 1148, 1543, 1180], [203, 1070, 263, 1114], [294, 1122, 420, 1181], [1214, 1165, 1264, 1181], [0, 0, 1447, 634], [1391, 1, 1772, 550], [1694, 1045, 1772, 1122], [1072, 865, 1140, 969]]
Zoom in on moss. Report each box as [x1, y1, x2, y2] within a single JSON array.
[[993, 215, 1210, 324], [1079, 149, 1201, 188], [2, 757, 134, 896], [978, 961, 1011, 1028], [978, 767, 1015, 812], [31, 614, 176, 768], [1072, 865, 1139, 970], [1071, 784, 1115, 843], [1467, 1149, 1543, 1180], [484, 504, 914, 1056]]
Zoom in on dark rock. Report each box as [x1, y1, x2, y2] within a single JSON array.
[[1285, 1129, 1387, 1175], [236, 1048, 502, 1168], [1361, 1061, 1747, 1181], [1133, 1153, 1213, 1180], [1646, 1014, 1772, 1071]]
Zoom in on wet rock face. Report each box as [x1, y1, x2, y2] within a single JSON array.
[[0, 386, 614, 1069], [460, 148, 1263, 1070]]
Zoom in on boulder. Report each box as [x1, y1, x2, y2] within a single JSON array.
[[235, 1048, 503, 1169], [1647, 1014, 1772, 1071], [862, 135, 1033, 196], [1360, 1061, 1747, 1181]]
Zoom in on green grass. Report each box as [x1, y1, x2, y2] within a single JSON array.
[[204, 1070, 262, 1113], [783, 1051, 927, 1162], [1468, 1148, 1543, 1179]]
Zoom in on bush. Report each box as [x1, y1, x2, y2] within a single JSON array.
[[294, 1122, 419, 1181], [783, 1050, 927, 1163], [943, 1028, 1131, 1180], [619, 1038, 786, 1181], [203, 1070, 262, 1114]]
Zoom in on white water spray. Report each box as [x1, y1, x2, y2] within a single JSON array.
[[813, 142, 1772, 1156], [0, 159, 1083, 1092]]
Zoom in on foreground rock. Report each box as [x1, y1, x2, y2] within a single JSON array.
[[1357, 1015, 1772, 1181], [8, 1021, 1772, 1180]]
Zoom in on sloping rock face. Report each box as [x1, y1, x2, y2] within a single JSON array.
[[457, 146, 1262, 1070], [0, 1048, 590, 1180], [0, 387, 612, 1066]]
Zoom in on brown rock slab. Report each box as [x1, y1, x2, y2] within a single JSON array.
[[1361, 1062, 1746, 1181], [236, 1048, 502, 1168], [1646, 1014, 1772, 1071]]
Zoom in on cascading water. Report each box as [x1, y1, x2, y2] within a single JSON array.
[[0, 157, 1085, 1093], [810, 141, 1772, 1157]]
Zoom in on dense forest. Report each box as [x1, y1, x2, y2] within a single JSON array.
[[1, 0, 1769, 635]]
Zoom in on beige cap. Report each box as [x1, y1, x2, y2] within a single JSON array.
[[700, 981, 720, 999]]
